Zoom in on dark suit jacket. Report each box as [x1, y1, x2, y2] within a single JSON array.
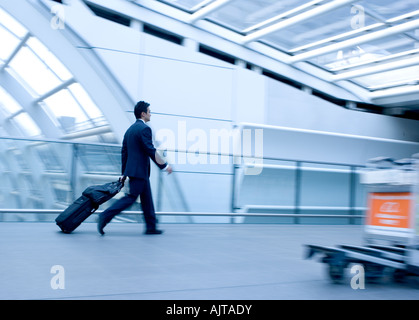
[[121, 119, 167, 179]]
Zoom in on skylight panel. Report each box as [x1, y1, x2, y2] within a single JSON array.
[[206, 0, 313, 33], [0, 24, 19, 62], [0, 85, 22, 116], [41, 88, 89, 129], [0, 7, 27, 38], [260, 4, 379, 51], [352, 64, 419, 90], [159, 0, 209, 12], [309, 35, 418, 71], [26, 37, 73, 82], [8, 45, 62, 96]]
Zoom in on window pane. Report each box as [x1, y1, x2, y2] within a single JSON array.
[[11, 112, 42, 137], [35, 144, 65, 171], [9, 46, 62, 95], [352, 65, 419, 89], [159, 0, 209, 11], [0, 7, 27, 38], [309, 35, 417, 71], [358, 0, 418, 20], [0, 25, 20, 62], [261, 4, 379, 51], [26, 37, 73, 81], [0, 86, 22, 116], [41, 89, 89, 132], [68, 83, 103, 120], [78, 145, 121, 173], [207, 0, 312, 33]]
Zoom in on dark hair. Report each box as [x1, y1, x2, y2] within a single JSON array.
[[134, 101, 150, 119]]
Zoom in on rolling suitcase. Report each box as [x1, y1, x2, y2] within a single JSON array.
[[55, 180, 124, 233], [55, 195, 97, 234]]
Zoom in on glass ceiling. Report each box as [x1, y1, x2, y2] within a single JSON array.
[[0, 7, 113, 141], [153, 0, 419, 96], [2, 0, 417, 135]]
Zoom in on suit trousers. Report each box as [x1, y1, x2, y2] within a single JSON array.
[[101, 177, 157, 231]]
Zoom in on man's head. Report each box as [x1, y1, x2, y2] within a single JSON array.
[[134, 101, 151, 122]]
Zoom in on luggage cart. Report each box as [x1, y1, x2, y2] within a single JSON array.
[[305, 154, 419, 284]]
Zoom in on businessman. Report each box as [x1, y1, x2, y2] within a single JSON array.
[[98, 101, 172, 235]]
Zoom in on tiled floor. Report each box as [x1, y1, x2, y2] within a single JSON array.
[[0, 222, 418, 300]]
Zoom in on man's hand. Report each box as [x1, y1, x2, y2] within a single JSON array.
[[119, 176, 127, 185], [155, 150, 166, 165], [166, 165, 173, 175]]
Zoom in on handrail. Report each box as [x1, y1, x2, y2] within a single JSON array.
[[0, 134, 369, 225], [0, 135, 121, 148], [0, 131, 397, 169], [2, 123, 414, 225], [0, 209, 365, 219], [238, 122, 419, 146], [0, 134, 370, 168]]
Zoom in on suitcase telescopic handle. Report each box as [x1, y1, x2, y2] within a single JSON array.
[[367, 156, 417, 170], [366, 157, 395, 169]]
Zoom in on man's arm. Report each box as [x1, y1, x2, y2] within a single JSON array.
[[140, 126, 169, 170], [121, 135, 128, 175]]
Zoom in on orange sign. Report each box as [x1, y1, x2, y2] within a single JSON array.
[[367, 192, 413, 229]]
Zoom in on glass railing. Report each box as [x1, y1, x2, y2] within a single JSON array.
[[0, 137, 122, 221], [0, 135, 369, 225]]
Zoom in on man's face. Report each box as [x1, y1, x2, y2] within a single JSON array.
[[142, 107, 151, 122]]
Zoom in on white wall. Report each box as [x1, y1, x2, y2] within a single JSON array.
[[70, 11, 419, 144], [139, 35, 235, 122], [66, 10, 419, 215], [265, 78, 419, 142]]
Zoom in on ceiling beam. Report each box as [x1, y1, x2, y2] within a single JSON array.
[[369, 78, 419, 91], [329, 48, 419, 72], [240, 0, 357, 44], [33, 78, 76, 104], [242, 0, 327, 34], [0, 33, 31, 73], [190, 0, 213, 12], [290, 18, 419, 63], [0, 70, 62, 138], [332, 55, 419, 81], [1, 0, 134, 142], [370, 84, 419, 99], [289, 23, 384, 54], [187, 0, 233, 24], [60, 125, 112, 140], [87, 0, 363, 102]]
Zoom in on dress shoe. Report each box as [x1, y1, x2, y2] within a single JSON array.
[[145, 229, 164, 235], [97, 215, 106, 235]]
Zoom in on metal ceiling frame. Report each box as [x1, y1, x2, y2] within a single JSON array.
[[240, 0, 358, 44], [0, 30, 99, 138], [241, 0, 328, 34], [0, 33, 31, 73], [332, 55, 419, 81], [187, 0, 233, 24], [0, 70, 63, 138], [0, 0, 133, 141], [289, 19, 419, 63], [141, 0, 419, 107], [95, 0, 367, 103], [3, 0, 416, 121]]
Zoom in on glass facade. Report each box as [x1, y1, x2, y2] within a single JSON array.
[[0, 1, 417, 225], [0, 136, 369, 225], [0, 7, 114, 141], [154, 0, 419, 93]]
